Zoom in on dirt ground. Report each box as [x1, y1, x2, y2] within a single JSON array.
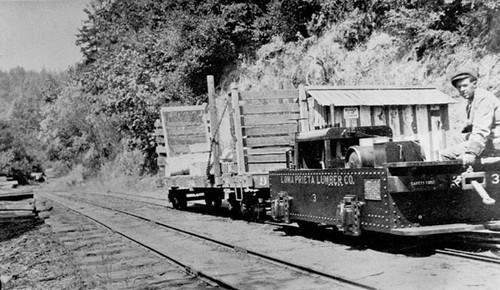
[[0, 218, 92, 289], [0, 182, 167, 290]]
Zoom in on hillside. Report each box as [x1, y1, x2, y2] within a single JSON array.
[[232, 31, 500, 129]]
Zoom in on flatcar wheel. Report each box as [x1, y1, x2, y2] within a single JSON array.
[[204, 190, 223, 208], [169, 190, 187, 210], [204, 193, 213, 207], [213, 194, 222, 208], [240, 202, 253, 220], [228, 199, 242, 218]]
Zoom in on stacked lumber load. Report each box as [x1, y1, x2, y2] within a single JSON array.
[[0, 189, 37, 220], [0, 176, 18, 189]]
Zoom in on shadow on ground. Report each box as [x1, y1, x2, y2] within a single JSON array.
[[0, 217, 44, 242]]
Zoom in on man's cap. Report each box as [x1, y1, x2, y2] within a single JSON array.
[[451, 69, 478, 87]]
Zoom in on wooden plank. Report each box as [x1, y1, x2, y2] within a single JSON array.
[[168, 135, 208, 146], [0, 211, 37, 219], [248, 162, 287, 173], [243, 123, 297, 136], [299, 85, 309, 131], [247, 147, 291, 155], [242, 113, 301, 126], [157, 156, 166, 166], [232, 87, 246, 173], [160, 109, 172, 157], [400, 105, 417, 140], [240, 103, 299, 114], [154, 129, 164, 136], [166, 132, 207, 142], [239, 90, 298, 100], [0, 181, 18, 187], [388, 106, 401, 140], [247, 154, 287, 163], [245, 135, 294, 147], [359, 106, 371, 126], [156, 146, 166, 154], [430, 106, 443, 159], [169, 143, 210, 156], [164, 125, 207, 133], [156, 136, 165, 144], [334, 106, 343, 127], [0, 190, 33, 200], [416, 105, 432, 160], [330, 105, 336, 127], [371, 106, 387, 126], [0, 199, 35, 211], [161, 104, 207, 113], [189, 143, 210, 153]]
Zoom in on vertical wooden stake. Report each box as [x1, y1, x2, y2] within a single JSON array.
[[231, 85, 246, 174], [299, 85, 309, 132], [207, 75, 221, 185]]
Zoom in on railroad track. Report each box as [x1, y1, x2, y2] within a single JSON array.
[[50, 189, 500, 252], [42, 191, 374, 290], [76, 190, 500, 247], [38, 189, 500, 289], [436, 248, 500, 265], [43, 198, 218, 289]]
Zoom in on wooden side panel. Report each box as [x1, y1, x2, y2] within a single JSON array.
[[234, 89, 299, 173], [241, 103, 298, 114], [334, 107, 344, 127], [240, 89, 298, 100], [430, 105, 444, 160], [400, 106, 417, 140], [247, 162, 288, 172], [232, 89, 246, 173], [359, 106, 371, 126], [160, 105, 210, 157], [245, 135, 294, 147], [247, 153, 287, 163], [243, 124, 297, 136], [371, 106, 387, 126], [242, 113, 300, 126], [154, 119, 167, 173], [299, 85, 309, 132]]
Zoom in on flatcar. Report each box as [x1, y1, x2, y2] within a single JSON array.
[[270, 125, 500, 236]]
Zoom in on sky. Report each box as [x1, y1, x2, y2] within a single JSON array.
[[0, 0, 90, 72]]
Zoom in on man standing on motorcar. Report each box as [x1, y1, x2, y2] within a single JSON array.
[[441, 69, 500, 165]]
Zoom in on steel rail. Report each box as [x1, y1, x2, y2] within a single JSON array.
[[435, 248, 500, 265], [46, 196, 236, 290], [55, 192, 377, 290]]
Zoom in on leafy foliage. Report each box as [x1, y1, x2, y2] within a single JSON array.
[[39, 86, 121, 177], [0, 120, 42, 184], [3, 0, 499, 182], [0, 68, 66, 182], [73, 0, 324, 172]]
